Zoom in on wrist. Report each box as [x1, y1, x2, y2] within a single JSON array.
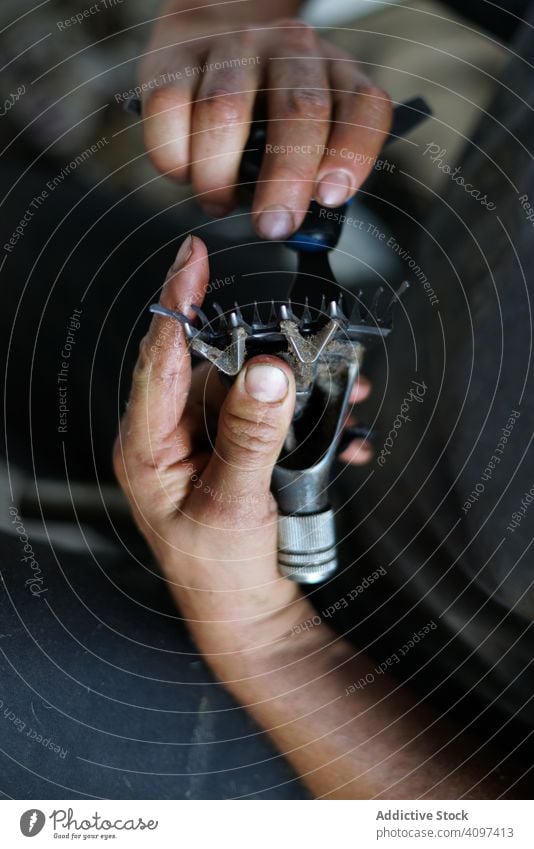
[[164, 572, 329, 678], [207, 600, 347, 701], [157, 549, 321, 666]]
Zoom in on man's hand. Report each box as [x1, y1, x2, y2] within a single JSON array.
[[114, 236, 525, 799], [140, 3, 392, 238], [113, 234, 371, 672]]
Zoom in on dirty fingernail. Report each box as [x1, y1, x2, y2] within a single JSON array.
[[170, 235, 193, 273], [255, 205, 294, 240], [316, 171, 352, 207], [245, 363, 289, 402]]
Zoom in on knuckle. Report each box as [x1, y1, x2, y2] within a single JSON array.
[[356, 83, 392, 122], [369, 83, 392, 105], [237, 26, 258, 51], [130, 363, 181, 397], [146, 83, 183, 110], [200, 88, 247, 126], [265, 160, 313, 186], [282, 87, 330, 121], [145, 84, 187, 119], [220, 410, 280, 462], [143, 86, 190, 176], [279, 18, 317, 49]]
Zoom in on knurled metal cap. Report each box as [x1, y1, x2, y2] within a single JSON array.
[[278, 510, 337, 584]]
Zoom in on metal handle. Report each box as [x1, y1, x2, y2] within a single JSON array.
[[278, 510, 337, 584]]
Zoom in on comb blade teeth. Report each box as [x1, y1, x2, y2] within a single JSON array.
[[384, 280, 410, 325], [391, 279, 410, 305], [328, 299, 342, 321], [212, 302, 228, 331], [172, 315, 196, 339], [348, 291, 362, 324], [230, 304, 251, 332], [251, 301, 262, 328], [301, 296, 312, 325], [153, 286, 380, 372], [190, 304, 211, 330], [355, 287, 378, 326], [370, 286, 384, 323], [183, 322, 198, 340], [336, 294, 349, 324], [286, 299, 298, 322]]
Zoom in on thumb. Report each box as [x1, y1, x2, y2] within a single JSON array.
[[202, 356, 296, 507]]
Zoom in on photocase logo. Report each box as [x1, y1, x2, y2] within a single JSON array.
[[20, 809, 46, 837]]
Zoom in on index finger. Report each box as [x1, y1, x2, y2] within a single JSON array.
[[120, 234, 210, 467], [314, 58, 392, 206]]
